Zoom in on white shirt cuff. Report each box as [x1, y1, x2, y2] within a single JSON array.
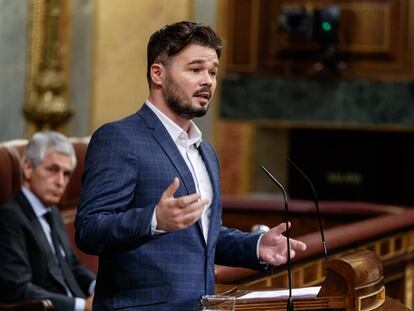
[[74, 298, 85, 311], [256, 233, 266, 264], [88, 280, 96, 295], [151, 206, 167, 234]]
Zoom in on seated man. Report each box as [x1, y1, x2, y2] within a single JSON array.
[[0, 131, 95, 311]]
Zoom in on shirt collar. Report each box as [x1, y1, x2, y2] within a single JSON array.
[[145, 100, 203, 148], [21, 187, 49, 218]]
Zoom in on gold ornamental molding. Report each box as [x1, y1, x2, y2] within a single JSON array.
[[23, 0, 73, 135]]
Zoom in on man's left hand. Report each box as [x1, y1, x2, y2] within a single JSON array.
[[259, 222, 307, 266]]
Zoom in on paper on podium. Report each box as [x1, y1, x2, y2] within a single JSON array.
[[237, 286, 321, 300]]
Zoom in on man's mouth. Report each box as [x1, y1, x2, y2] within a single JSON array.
[[50, 190, 63, 198], [194, 91, 211, 101]]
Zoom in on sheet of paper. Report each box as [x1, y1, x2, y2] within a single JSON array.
[[237, 286, 321, 300]]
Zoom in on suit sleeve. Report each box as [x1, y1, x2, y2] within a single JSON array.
[[0, 208, 76, 311], [206, 144, 267, 271], [70, 254, 95, 296], [215, 226, 267, 271], [75, 123, 156, 255]]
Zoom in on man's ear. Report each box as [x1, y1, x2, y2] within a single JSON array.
[[150, 63, 165, 87], [22, 160, 33, 181]]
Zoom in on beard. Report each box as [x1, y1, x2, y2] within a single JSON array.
[[162, 71, 211, 119]]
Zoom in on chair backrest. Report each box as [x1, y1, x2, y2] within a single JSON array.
[[0, 137, 98, 273], [0, 137, 89, 210], [0, 140, 26, 206], [58, 138, 90, 211]]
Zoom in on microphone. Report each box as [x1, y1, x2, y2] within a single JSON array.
[[260, 165, 294, 311], [288, 158, 328, 264]]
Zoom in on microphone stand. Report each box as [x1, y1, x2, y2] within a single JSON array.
[[260, 165, 294, 311], [288, 158, 328, 264]]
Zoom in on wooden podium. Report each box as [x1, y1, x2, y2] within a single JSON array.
[[221, 250, 409, 311]]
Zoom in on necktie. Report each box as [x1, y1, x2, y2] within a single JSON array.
[[44, 211, 84, 297]]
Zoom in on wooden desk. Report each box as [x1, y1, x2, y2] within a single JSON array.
[[215, 250, 412, 311], [381, 297, 410, 311], [217, 197, 414, 309]]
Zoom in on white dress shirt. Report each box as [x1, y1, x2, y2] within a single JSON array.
[[146, 100, 213, 242]]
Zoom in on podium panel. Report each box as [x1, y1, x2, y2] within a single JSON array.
[[217, 250, 410, 311]]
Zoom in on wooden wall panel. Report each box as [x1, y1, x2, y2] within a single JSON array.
[[339, 2, 393, 54], [225, 0, 260, 72], [222, 0, 414, 79]]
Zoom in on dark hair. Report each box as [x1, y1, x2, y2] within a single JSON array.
[[146, 21, 222, 85]]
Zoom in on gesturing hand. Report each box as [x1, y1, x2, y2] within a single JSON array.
[[259, 222, 307, 266], [156, 177, 208, 232]]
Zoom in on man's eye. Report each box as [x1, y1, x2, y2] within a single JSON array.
[[191, 68, 200, 73], [47, 167, 58, 173]]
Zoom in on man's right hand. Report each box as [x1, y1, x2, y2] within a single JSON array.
[[156, 177, 207, 231]]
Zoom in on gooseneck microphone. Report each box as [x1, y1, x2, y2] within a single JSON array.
[[260, 165, 294, 311], [288, 158, 328, 264]]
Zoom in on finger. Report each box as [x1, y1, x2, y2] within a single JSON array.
[[270, 221, 291, 235], [290, 238, 307, 251], [176, 199, 208, 227], [175, 192, 202, 208], [181, 203, 205, 224], [191, 198, 209, 211], [162, 177, 180, 198], [180, 198, 208, 214]]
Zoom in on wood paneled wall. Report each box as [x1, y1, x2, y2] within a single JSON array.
[[222, 0, 414, 79], [216, 0, 414, 197]]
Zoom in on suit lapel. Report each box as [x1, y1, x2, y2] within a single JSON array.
[[198, 143, 221, 253], [152, 124, 209, 243], [15, 191, 70, 291], [138, 104, 197, 195], [138, 105, 223, 246], [16, 191, 53, 256]]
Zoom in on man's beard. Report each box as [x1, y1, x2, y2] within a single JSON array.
[[162, 72, 210, 119]]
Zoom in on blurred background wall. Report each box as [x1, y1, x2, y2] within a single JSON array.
[[0, 0, 207, 141], [0, 0, 29, 140], [0, 0, 413, 204]]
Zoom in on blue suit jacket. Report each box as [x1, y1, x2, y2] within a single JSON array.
[[75, 104, 263, 310]]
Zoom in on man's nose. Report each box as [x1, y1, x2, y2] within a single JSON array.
[[55, 171, 65, 186], [200, 72, 213, 86]]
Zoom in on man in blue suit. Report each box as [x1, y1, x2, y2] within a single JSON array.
[[75, 21, 306, 310]]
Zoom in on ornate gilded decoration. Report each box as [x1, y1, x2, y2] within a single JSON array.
[[23, 0, 73, 132]]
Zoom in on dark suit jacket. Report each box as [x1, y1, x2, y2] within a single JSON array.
[[0, 191, 95, 311], [75, 104, 264, 311]]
